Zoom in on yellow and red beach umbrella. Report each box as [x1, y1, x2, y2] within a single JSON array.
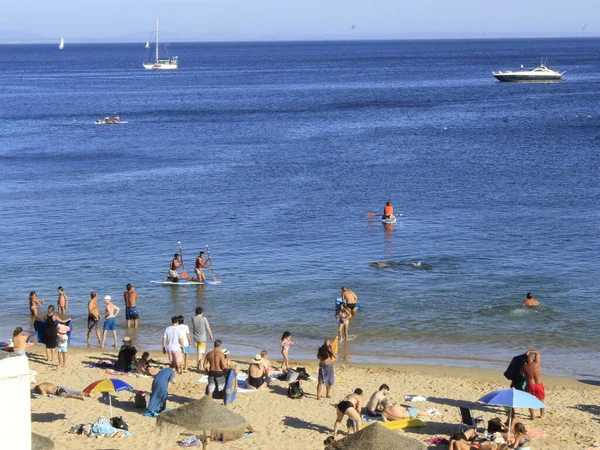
[[83, 378, 134, 417]]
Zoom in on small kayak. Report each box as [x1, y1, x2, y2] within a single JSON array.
[[150, 279, 221, 285], [381, 216, 396, 224], [95, 120, 128, 125]]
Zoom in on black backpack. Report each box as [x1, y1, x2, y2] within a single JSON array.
[[287, 381, 303, 399], [111, 416, 129, 431]]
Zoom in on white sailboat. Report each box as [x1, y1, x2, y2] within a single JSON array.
[[143, 17, 178, 70], [145, 41, 150, 49], [59, 37, 64, 50]]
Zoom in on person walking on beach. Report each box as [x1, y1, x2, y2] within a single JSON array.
[[204, 339, 231, 403], [123, 283, 140, 328], [177, 315, 191, 372], [101, 295, 121, 349], [522, 349, 545, 419], [317, 339, 337, 400], [335, 304, 351, 342], [163, 316, 184, 374], [192, 307, 213, 371], [523, 292, 540, 307], [57, 286, 68, 316], [29, 291, 44, 317], [332, 389, 363, 440], [341, 287, 358, 315], [194, 251, 207, 282], [87, 292, 101, 345], [168, 253, 182, 281], [280, 331, 299, 370]]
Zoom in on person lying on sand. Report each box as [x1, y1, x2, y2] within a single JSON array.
[[448, 428, 510, 450], [32, 382, 85, 400], [380, 398, 435, 421]]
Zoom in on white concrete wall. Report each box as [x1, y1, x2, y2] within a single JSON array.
[[0, 353, 31, 450]]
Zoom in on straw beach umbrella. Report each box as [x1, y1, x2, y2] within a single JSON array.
[[32, 432, 54, 450], [157, 396, 247, 449], [326, 423, 426, 450]]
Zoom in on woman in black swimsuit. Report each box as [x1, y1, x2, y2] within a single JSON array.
[[40, 305, 70, 363], [332, 388, 363, 440], [246, 355, 267, 389]]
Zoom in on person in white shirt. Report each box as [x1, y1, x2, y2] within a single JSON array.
[[177, 315, 191, 372], [162, 316, 184, 374]]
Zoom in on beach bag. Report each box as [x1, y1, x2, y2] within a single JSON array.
[[134, 391, 148, 409], [111, 416, 129, 431], [286, 369, 299, 382], [287, 381, 303, 399], [295, 367, 310, 381]]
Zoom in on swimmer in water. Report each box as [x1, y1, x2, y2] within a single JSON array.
[[523, 292, 540, 307]]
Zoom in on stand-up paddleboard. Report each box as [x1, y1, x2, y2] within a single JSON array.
[[151, 279, 222, 285], [335, 297, 361, 310], [381, 216, 397, 224]]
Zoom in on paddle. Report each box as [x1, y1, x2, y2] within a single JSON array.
[[367, 212, 403, 217], [178, 241, 189, 279], [205, 244, 218, 282]]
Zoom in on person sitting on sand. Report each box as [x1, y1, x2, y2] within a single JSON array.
[[114, 337, 137, 372], [449, 429, 510, 450], [380, 398, 435, 421], [332, 389, 363, 440], [32, 382, 85, 400], [12, 327, 35, 355], [510, 423, 531, 450], [260, 350, 271, 376], [135, 351, 157, 376], [366, 384, 390, 416], [523, 293, 539, 307], [246, 355, 268, 390]]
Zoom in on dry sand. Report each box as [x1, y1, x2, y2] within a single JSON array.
[[26, 346, 599, 449]]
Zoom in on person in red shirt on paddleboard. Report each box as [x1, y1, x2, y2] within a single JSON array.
[[383, 201, 394, 220]]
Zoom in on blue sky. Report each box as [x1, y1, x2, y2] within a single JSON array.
[[1, 0, 599, 42]]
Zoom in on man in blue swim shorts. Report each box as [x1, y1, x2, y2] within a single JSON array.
[[101, 295, 121, 349], [124, 283, 140, 329]]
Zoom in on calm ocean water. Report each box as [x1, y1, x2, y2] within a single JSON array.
[[0, 39, 598, 379]]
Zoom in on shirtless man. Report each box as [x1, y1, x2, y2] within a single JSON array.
[[341, 287, 358, 315], [124, 283, 140, 328], [203, 340, 231, 404], [32, 382, 85, 400], [101, 295, 121, 349], [194, 251, 207, 282], [333, 389, 363, 440], [168, 253, 181, 281], [522, 349, 545, 419], [366, 384, 390, 415], [29, 291, 44, 317], [87, 291, 101, 345], [523, 292, 540, 307], [380, 398, 434, 421]]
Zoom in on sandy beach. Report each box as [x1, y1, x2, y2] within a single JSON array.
[[25, 345, 599, 449]]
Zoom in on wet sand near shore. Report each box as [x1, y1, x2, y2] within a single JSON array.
[[26, 346, 600, 449]]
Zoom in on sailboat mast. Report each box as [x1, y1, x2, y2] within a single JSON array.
[[155, 17, 159, 63]]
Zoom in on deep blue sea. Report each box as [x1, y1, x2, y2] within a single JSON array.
[[0, 39, 598, 379]]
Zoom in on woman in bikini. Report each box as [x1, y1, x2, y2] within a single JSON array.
[[510, 423, 531, 450], [448, 429, 510, 450], [29, 291, 44, 317], [335, 304, 351, 342], [333, 389, 363, 440], [57, 286, 68, 315]]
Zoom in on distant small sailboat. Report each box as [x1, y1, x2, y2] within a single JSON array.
[[143, 17, 178, 70], [145, 41, 150, 49], [59, 37, 64, 50]]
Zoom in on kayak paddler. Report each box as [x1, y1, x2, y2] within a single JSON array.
[[168, 253, 182, 281], [194, 251, 207, 282], [382, 201, 394, 220]]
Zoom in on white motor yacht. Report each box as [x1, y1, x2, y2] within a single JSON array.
[[493, 60, 564, 82]]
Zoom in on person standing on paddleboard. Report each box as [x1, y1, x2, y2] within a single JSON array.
[[168, 253, 182, 281], [383, 201, 394, 220], [194, 251, 207, 282], [124, 283, 140, 329], [341, 287, 358, 316]]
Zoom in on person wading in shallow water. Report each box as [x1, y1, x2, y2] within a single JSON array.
[[523, 292, 540, 307]]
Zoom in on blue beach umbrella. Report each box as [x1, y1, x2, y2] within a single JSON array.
[[478, 388, 545, 441]]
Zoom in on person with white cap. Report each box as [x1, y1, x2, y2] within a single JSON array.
[[101, 295, 120, 349]]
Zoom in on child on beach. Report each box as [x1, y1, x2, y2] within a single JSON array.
[[280, 331, 299, 370], [57, 286, 68, 315], [57, 323, 70, 368]]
